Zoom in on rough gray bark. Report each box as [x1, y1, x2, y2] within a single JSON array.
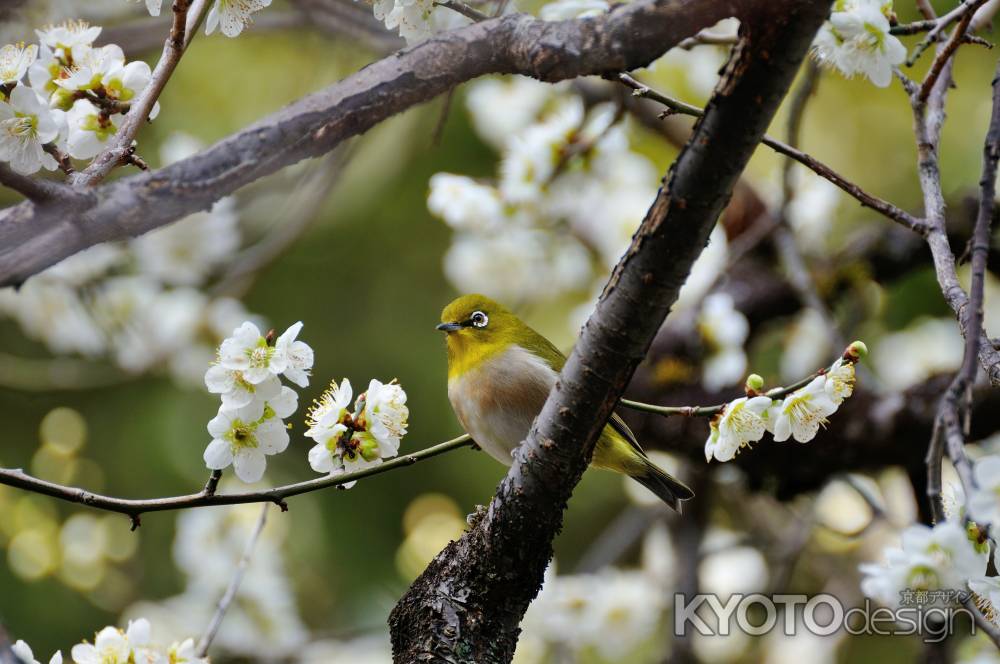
[[388, 2, 832, 661], [0, 0, 743, 287]]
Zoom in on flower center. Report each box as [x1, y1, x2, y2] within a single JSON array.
[[226, 419, 258, 450]]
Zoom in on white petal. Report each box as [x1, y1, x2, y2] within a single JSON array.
[[256, 418, 289, 454], [204, 364, 234, 393], [308, 443, 335, 473], [233, 448, 267, 482], [772, 415, 791, 442], [204, 438, 233, 469], [126, 618, 150, 646], [268, 386, 298, 419]]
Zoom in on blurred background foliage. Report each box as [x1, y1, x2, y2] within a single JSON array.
[[0, 0, 998, 662]]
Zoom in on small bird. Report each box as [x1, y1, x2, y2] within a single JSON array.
[[437, 294, 694, 511]]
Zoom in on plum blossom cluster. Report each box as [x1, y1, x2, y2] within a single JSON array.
[[12, 618, 208, 664], [305, 377, 409, 486], [429, 80, 657, 306], [811, 0, 906, 88], [0, 132, 250, 387], [860, 518, 990, 608], [0, 21, 158, 174], [704, 341, 866, 463], [203, 321, 313, 482]]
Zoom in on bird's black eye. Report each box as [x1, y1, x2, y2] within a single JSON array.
[[470, 311, 488, 328]]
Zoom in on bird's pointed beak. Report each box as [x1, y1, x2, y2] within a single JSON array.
[[436, 322, 463, 332]]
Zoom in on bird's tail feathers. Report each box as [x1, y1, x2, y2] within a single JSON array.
[[632, 458, 695, 513]]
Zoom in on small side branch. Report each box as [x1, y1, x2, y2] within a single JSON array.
[[0, 165, 80, 203], [196, 504, 269, 657], [918, 0, 989, 103], [435, 0, 490, 21], [0, 435, 473, 523], [617, 73, 927, 234]]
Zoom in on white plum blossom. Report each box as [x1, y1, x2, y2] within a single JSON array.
[[464, 76, 554, 149], [540, 0, 609, 20], [55, 43, 125, 93], [967, 455, 1000, 528], [66, 98, 121, 160], [306, 377, 409, 487], [35, 20, 101, 62], [499, 98, 583, 203], [206, 368, 282, 411], [770, 375, 839, 443], [275, 321, 314, 387], [812, 0, 906, 88], [70, 619, 151, 664], [358, 378, 409, 456], [0, 85, 61, 174], [164, 639, 208, 664], [824, 358, 856, 405], [206, 0, 273, 38], [704, 396, 773, 462], [131, 197, 240, 286], [12, 640, 62, 664], [428, 173, 505, 232], [860, 521, 988, 605], [0, 43, 37, 85], [219, 321, 286, 384], [204, 399, 291, 483]]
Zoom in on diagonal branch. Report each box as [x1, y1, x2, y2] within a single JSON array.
[[388, 1, 830, 660], [618, 73, 928, 233], [70, 0, 210, 186], [0, 0, 745, 287]]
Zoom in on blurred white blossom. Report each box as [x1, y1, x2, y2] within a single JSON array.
[[860, 521, 987, 605], [12, 640, 62, 664], [874, 318, 963, 391], [967, 455, 1000, 528], [698, 293, 749, 391]]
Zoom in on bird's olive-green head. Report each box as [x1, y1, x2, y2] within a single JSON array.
[[437, 294, 541, 379]]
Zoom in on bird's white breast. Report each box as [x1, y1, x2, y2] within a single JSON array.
[[448, 345, 558, 466]]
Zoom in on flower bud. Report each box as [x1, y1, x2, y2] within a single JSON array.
[[745, 374, 765, 392], [844, 340, 868, 362]]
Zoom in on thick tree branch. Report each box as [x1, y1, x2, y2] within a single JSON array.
[[0, 165, 85, 203], [0, 0, 748, 286], [389, 2, 830, 661], [927, 57, 1000, 521]]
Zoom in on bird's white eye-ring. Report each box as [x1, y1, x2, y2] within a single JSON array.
[[470, 311, 489, 328]]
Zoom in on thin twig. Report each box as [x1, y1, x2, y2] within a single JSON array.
[[0, 165, 80, 202], [918, 0, 988, 103], [773, 61, 846, 350], [435, 0, 490, 21], [908, 0, 986, 67], [924, 56, 1000, 525], [677, 28, 738, 50], [621, 343, 861, 418], [196, 504, 269, 657], [0, 435, 473, 525], [916, 0, 937, 20], [617, 73, 928, 234], [72, 0, 209, 185]]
